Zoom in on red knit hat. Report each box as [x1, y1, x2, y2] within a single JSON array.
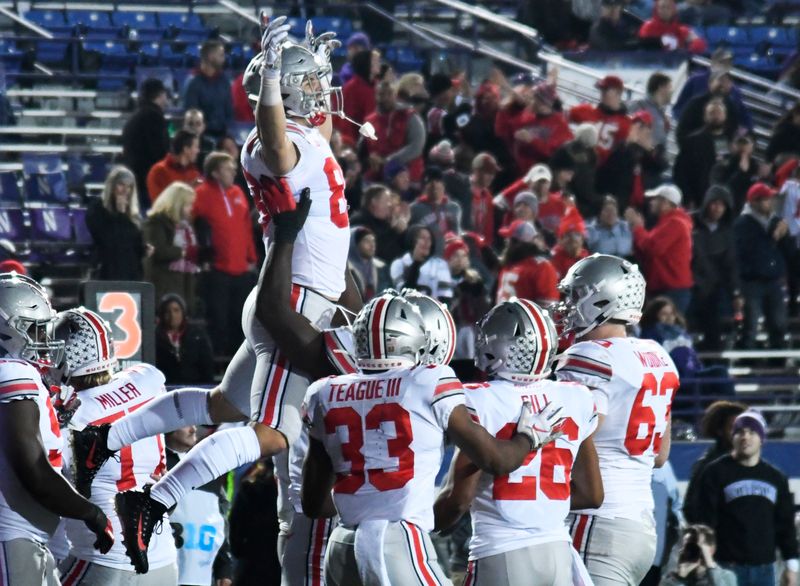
[[746, 182, 777, 203], [444, 238, 468, 261]]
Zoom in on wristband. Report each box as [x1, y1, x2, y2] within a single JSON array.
[[787, 559, 799, 573], [260, 69, 282, 107]]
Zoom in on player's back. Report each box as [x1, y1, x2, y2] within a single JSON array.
[[555, 336, 679, 521], [0, 359, 62, 542], [465, 378, 596, 559], [241, 123, 350, 299], [305, 364, 464, 531], [65, 363, 175, 569]]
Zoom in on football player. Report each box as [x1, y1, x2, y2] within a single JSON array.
[[553, 254, 680, 585], [434, 299, 602, 586], [0, 274, 113, 586], [53, 308, 178, 583], [300, 292, 566, 586]]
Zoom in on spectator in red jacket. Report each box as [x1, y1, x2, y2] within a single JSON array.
[[193, 151, 257, 355], [336, 49, 380, 147], [231, 71, 254, 123], [495, 220, 559, 305], [638, 0, 708, 54], [511, 81, 573, 174], [147, 130, 202, 203], [569, 75, 632, 165], [626, 183, 694, 313], [494, 73, 536, 170], [469, 153, 500, 245]]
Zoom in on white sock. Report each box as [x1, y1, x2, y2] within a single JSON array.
[[107, 389, 213, 451], [150, 425, 262, 508]]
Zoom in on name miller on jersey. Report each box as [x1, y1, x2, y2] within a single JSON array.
[[95, 382, 143, 410], [327, 378, 402, 402]]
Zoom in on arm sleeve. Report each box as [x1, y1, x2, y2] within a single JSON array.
[[386, 113, 426, 165], [694, 466, 719, 527], [431, 366, 466, 430], [0, 374, 41, 403], [144, 220, 182, 263], [183, 77, 201, 110]]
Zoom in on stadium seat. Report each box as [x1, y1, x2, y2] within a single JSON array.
[[83, 40, 138, 68], [158, 12, 205, 31], [0, 173, 22, 207], [136, 67, 174, 95], [158, 45, 186, 67], [29, 207, 72, 241], [66, 10, 112, 28], [113, 12, 158, 29], [24, 10, 73, 35], [0, 209, 27, 242], [22, 155, 68, 204], [705, 26, 750, 47], [71, 207, 93, 245], [312, 17, 354, 38], [35, 39, 72, 66]]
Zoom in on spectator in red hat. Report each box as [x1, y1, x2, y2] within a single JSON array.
[[495, 220, 559, 305], [569, 75, 632, 164], [551, 215, 589, 279], [638, 0, 707, 53], [596, 109, 668, 211], [511, 82, 572, 174], [734, 183, 797, 349], [626, 183, 694, 313], [469, 153, 499, 245]]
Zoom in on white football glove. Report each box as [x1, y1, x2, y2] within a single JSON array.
[[304, 20, 341, 63], [260, 13, 291, 71], [516, 400, 565, 451]]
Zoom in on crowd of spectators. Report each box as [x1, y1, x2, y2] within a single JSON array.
[[74, 23, 800, 390]]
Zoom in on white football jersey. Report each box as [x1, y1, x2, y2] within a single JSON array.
[[304, 364, 465, 531], [465, 379, 597, 560], [555, 337, 679, 522], [241, 122, 350, 299], [66, 364, 176, 570], [0, 359, 62, 543]]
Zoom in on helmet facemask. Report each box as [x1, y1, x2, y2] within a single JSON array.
[[11, 314, 65, 370]]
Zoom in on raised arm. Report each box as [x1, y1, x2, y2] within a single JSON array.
[[255, 189, 334, 380], [0, 400, 114, 552], [256, 15, 299, 176]]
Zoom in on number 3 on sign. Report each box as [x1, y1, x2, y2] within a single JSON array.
[[98, 292, 142, 360]]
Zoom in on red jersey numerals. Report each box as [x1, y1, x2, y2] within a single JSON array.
[[44, 394, 62, 468], [323, 157, 348, 228], [493, 417, 579, 501], [624, 371, 679, 456], [324, 403, 414, 494]]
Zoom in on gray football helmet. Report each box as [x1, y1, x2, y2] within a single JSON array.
[[243, 43, 343, 124], [0, 272, 64, 368], [400, 289, 455, 366], [55, 307, 116, 379], [352, 293, 428, 370], [554, 253, 646, 337], [475, 298, 558, 383]]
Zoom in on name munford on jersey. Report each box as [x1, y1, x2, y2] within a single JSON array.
[[241, 122, 350, 299], [66, 364, 176, 570], [555, 337, 679, 522], [0, 360, 63, 542], [303, 364, 465, 530], [465, 379, 597, 559]]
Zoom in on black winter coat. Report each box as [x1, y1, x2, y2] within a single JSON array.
[[691, 188, 739, 299], [734, 211, 797, 282], [85, 198, 145, 281], [155, 324, 215, 385]]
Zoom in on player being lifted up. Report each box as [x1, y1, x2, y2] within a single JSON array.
[[0, 274, 113, 586], [553, 254, 680, 585], [434, 299, 603, 586], [301, 292, 567, 586], [53, 308, 177, 584], [71, 16, 368, 573]]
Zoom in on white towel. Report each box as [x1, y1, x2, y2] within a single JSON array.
[[570, 545, 595, 586], [354, 519, 391, 586]]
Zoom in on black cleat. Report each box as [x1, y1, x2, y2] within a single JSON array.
[[71, 423, 115, 498], [115, 485, 167, 574]]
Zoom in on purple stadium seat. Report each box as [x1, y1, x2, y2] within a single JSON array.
[[0, 209, 27, 241], [29, 207, 72, 241], [0, 173, 21, 206], [71, 207, 93, 245]]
